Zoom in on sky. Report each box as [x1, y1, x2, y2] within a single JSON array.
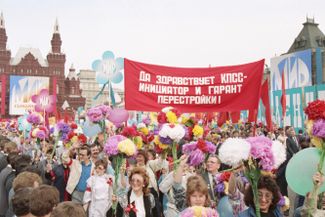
[[2, 0, 325, 81]]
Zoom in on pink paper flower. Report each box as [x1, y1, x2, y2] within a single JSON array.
[[246, 136, 274, 171], [87, 107, 104, 123], [31, 89, 56, 113]]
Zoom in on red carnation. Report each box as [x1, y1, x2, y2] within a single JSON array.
[[304, 100, 325, 120], [121, 126, 138, 138], [70, 123, 78, 129], [221, 172, 231, 182], [171, 108, 181, 117], [157, 112, 167, 124], [147, 134, 154, 143], [197, 139, 209, 153], [155, 145, 163, 154], [78, 134, 87, 144], [67, 132, 75, 140]]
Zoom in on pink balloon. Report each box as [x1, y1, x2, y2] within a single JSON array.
[[108, 108, 129, 125]]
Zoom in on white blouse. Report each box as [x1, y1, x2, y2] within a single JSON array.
[[130, 190, 146, 217]]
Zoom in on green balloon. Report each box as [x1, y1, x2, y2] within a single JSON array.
[[286, 147, 325, 196]]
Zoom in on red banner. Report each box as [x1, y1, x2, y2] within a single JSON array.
[[1, 75, 6, 115], [125, 59, 264, 112]]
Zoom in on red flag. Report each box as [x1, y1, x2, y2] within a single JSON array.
[[230, 111, 241, 123], [248, 109, 257, 123], [261, 79, 273, 131], [217, 112, 229, 127], [280, 70, 286, 119]]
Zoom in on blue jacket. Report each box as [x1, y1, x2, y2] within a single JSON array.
[[238, 206, 283, 217]]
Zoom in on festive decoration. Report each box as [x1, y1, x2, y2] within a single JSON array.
[[158, 107, 181, 124], [278, 195, 290, 212], [91, 51, 124, 104], [192, 125, 204, 139], [271, 140, 286, 169], [303, 99, 325, 214], [159, 123, 185, 142], [182, 139, 216, 166], [246, 136, 274, 171], [286, 147, 325, 195], [179, 206, 219, 217], [82, 120, 102, 138], [218, 138, 251, 167], [108, 108, 129, 127], [125, 201, 137, 215], [159, 123, 185, 169], [31, 89, 56, 113], [104, 135, 137, 215], [214, 172, 231, 198], [27, 112, 43, 125], [304, 99, 325, 120]]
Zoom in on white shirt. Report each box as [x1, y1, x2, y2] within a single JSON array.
[[130, 190, 145, 217]]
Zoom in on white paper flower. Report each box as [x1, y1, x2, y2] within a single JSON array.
[[159, 123, 185, 142], [162, 106, 174, 113], [271, 140, 286, 169], [218, 138, 251, 167]]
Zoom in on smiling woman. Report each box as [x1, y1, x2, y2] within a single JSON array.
[[238, 175, 282, 217], [113, 167, 159, 217]]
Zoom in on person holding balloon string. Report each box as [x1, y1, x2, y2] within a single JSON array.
[[295, 172, 325, 217]]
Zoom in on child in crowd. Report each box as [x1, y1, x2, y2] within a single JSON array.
[[83, 159, 114, 217]]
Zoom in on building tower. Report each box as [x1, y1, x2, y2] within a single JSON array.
[[0, 12, 11, 68], [46, 19, 66, 106]]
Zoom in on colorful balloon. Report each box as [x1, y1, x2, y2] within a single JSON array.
[[108, 108, 129, 126], [82, 120, 102, 138], [286, 147, 325, 196]]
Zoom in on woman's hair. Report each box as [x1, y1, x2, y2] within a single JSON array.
[[30, 185, 60, 217], [136, 150, 148, 164], [244, 175, 280, 211], [129, 167, 150, 195], [50, 201, 86, 217], [95, 159, 108, 170], [186, 175, 210, 207]]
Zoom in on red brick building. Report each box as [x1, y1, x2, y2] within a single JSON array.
[[0, 13, 85, 117]]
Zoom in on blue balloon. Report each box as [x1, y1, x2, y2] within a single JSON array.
[[92, 59, 101, 71], [116, 57, 124, 69], [96, 71, 109, 84], [217, 196, 234, 217], [18, 115, 31, 132], [102, 51, 115, 60], [82, 120, 102, 138], [111, 72, 123, 84]]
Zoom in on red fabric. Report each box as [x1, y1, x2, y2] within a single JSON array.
[[63, 167, 71, 201], [50, 170, 56, 181], [230, 111, 240, 123], [248, 109, 257, 123], [217, 112, 229, 127], [1, 75, 6, 115], [261, 79, 273, 131], [280, 70, 286, 119], [124, 59, 264, 112]]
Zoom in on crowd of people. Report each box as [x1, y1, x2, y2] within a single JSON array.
[[0, 118, 323, 217]]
